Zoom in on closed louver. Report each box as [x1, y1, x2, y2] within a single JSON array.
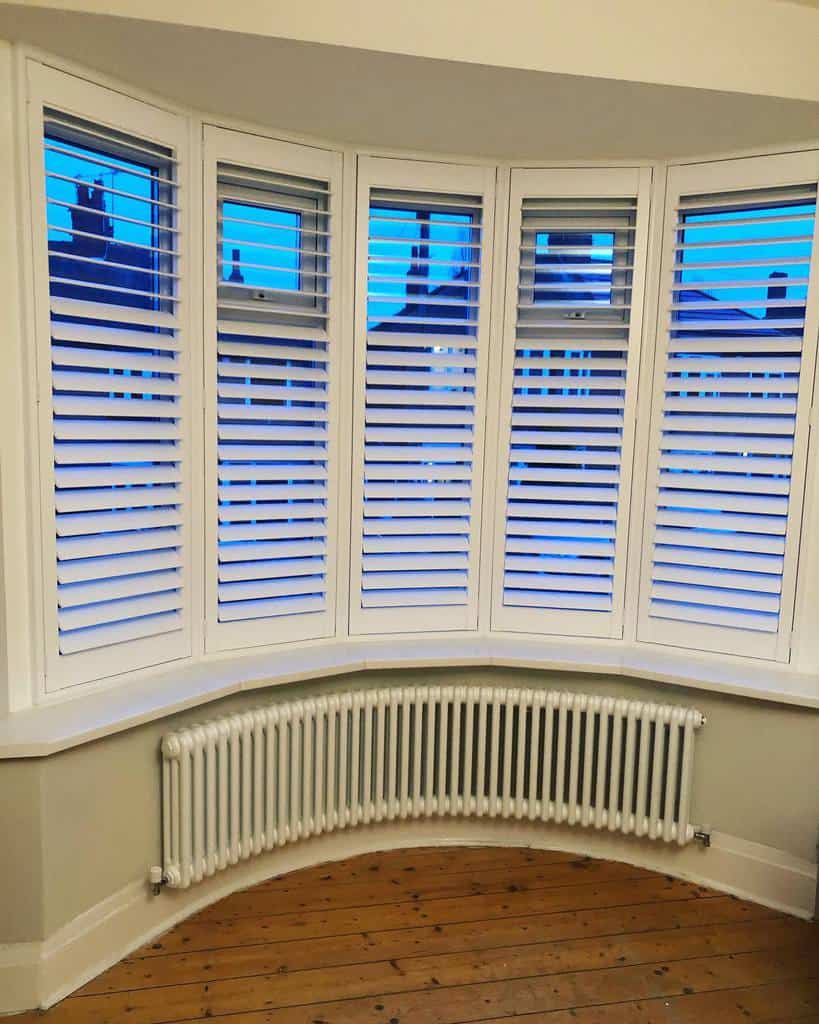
[[350, 159, 495, 634], [493, 168, 650, 638], [33, 89, 190, 689], [205, 129, 340, 649], [639, 155, 819, 660]]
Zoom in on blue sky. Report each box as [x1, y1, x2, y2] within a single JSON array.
[[220, 201, 301, 291]]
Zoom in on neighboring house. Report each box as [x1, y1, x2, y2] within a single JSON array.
[[48, 177, 158, 311], [51, 184, 801, 333]]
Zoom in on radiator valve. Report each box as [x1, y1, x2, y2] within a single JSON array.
[[693, 827, 712, 848], [149, 865, 165, 896]]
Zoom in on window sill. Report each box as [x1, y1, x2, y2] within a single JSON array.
[[0, 634, 817, 758]]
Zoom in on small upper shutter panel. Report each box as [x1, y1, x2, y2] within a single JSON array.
[[27, 63, 192, 692], [350, 158, 495, 635], [204, 127, 341, 651], [492, 168, 651, 638], [638, 152, 819, 661]]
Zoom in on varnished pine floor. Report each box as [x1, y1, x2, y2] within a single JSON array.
[[11, 846, 819, 1023]]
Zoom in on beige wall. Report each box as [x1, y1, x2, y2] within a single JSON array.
[[0, 759, 44, 942], [1, 666, 817, 944], [5, 0, 819, 101]]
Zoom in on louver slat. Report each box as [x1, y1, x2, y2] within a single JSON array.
[[640, 165, 819, 661], [494, 169, 647, 637], [351, 163, 493, 633], [37, 99, 189, 686], [208, 133, 338, 649]]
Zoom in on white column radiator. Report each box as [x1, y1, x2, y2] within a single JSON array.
[[158, 686, 704, 889]]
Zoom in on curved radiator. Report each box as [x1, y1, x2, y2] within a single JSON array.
[[159, 685, 705, 889]]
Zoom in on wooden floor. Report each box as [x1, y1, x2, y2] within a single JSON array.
[[11, 846, 819, 1023]]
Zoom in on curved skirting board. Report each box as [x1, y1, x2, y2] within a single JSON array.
[[0, 819, 815, 1014]]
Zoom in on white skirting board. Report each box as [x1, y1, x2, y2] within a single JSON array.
[[0, 821, 815, 1014]]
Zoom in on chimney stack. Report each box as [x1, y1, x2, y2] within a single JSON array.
[[228, 248, 244, 284], [766, 270, 788, 319]]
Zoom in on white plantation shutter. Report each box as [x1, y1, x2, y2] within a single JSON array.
[[27, 64, 191, 692], [204, 128, 340, 650], [349, 158, 495, 634], [492, 168, 650, 638], [638, 152, 819, 661]]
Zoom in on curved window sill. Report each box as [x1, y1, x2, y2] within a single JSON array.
[[1, 635, 817, 758]]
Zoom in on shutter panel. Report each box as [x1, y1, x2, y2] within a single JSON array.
[[28, 64, 191, 692], [492, 168, 650, 638], [204, 128, 340, 650], [638, 153, 819, 661], [350, 158, 495, 634]]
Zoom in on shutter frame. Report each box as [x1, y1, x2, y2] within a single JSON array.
[[203, 126, 341, 652], [349, 157, 496, 636], [492, 166, 651, 639], [26, 62, 193, 693], [637, 151, 819, 662]]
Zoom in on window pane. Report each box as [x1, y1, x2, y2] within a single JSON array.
[[220, 200, 301, 292], [533, 230, 615, 304], [367, 207, 478, 334], [45, 133, 173, 310]]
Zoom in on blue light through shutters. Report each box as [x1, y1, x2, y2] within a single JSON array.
[[42, 109, 186, 666], [498, 190, 640, 636], [643, 179, 818, 657], [215, 163, 331, 629], [358, 186, 484, 620]]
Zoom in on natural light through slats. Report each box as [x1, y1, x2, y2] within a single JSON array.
[[215, 164, 331, 629], [43, 110, 185, 666], [498, 190, 639, 635], [359, 188, 483, 616], [646, 182, 817, 652]]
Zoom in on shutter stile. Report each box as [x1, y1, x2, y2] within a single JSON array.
[[38, 104, 189, 682], [641, 168, 819, 659], [211, 148, 336, 645], [494, 171, 648, 638]]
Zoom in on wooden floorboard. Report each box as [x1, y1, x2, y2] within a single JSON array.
[[9, 846, 818, 1024]]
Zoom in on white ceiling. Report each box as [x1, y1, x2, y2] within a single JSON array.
[[0, 5, 817, 161]]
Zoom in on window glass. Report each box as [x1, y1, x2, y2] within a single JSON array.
[[45, 134, 171, 310], [220, 200, 301, 293], [367, 207, 477, 333], [533, 229, 616, 304]]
